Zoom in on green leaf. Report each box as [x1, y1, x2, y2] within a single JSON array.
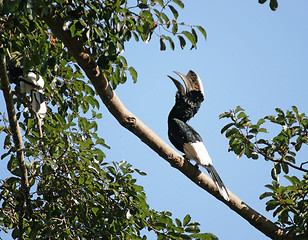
[[225, 128, 239, 138], [172, 20, 178, 34], [92, 207, 99, 216], [178, 35, 186, 49], [132, 31, 139, 41], [285, 175, 300, 186], [166, 36, 175, 50], [183, 214, 191, 226], [269, 0, 278, 11], [274, 162, 281, 174], [271, 168, 278, 181], [237, 112, 247, 119], [196, 26, 207, 40], [168, 5, 178, 19], [175, 218, 182, 227], [160, 37, 166, 51], [292, 106, 298, 114], [259, 192, 273, 200], [1, 151, 11, 160], [47, 159, 58, 170], [258, 128, 268, 133], [192, 28, 198, 44], [79, 176, 85, 184], [285, 155, 295, 163], [135, 168, 147, 176], [156, 0, 164, 7], [257, 118, 265, 126], [266, 200, 279, 211], [281, 162, 289, 174], [173, 0, 184, 8], [69, 21, 76, 37], [161, 13, 169, 26], [182, 31, 196, 48], [185, 225, 200, 233], [295, 138, 302, 151], [275, 108, 285, 117], [219, 111, 232, 119], [258, 0, 267, 3], [141, 10, 154, 24], [128, 67, 138, 83], [245, 147, 252, 158], [221, 123, 235, 134], [7, 156, 20, 177], [234, 106, 244, 113], [251, 151, 258, 159]]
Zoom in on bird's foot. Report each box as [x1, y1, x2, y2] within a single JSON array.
[[183, 155, 199, 169], [193, 163, 199, 170]]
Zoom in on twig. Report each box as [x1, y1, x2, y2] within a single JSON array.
[[239, 128, 308, 173]]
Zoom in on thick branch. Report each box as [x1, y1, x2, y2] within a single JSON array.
[[44, 14, 290, 240], [0, 55, 29, 188], [0, 54, 32, 237]]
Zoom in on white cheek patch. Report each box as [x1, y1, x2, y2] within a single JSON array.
[[183, 141, 212, 166]]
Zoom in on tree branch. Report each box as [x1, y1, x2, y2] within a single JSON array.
[[0, 53, 32, 237], [43, 14, 290, 240], [241, 130, 308, 173]]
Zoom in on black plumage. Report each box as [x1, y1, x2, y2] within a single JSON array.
[[7, 66, 24, 84], [168, 90, 204, 152], [168, 70, 230, 201]]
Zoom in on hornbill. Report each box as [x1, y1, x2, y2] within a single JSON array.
[[168, 70, 230, 201], [7, 66, 47, 117]]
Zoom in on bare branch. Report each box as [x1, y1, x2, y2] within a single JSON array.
[[43, 14, 290, 240]]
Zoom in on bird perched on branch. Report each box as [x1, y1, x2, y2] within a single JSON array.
[[7, 66, 47, 118], [168, 70, 230, 201]]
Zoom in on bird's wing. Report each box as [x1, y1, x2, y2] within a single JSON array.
[[168, 118, 202, 152]]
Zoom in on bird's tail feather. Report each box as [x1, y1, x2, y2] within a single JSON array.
[[204, 164, 230, 201]]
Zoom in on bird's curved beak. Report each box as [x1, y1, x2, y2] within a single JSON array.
[[167, 75, 185, 95], [168, 70, 204, 96]]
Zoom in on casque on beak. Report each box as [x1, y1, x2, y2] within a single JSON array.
[[168, 70, 204, 96]]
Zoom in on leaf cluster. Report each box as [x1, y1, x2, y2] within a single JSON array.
[[220, 106, 308, 175], [0, 0, 214, 239], [260, 175, 308, 237], [1, 0, 206, 90], [146, 212, 217, 240], [220, 106, 308, 236]]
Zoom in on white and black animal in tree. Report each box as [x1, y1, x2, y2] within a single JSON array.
[[7, 66, 47, 118], [167, 70, 230, 201]]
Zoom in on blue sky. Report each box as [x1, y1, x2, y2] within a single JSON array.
[[1, 1, 308, 239]]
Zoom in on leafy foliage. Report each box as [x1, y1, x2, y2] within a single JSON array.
[[220, 106, 308, 236], [1, 0, 206, 89], [260, 175, 308, 236], [0, 0, 215, 239], [219, 106, 308, 174]]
